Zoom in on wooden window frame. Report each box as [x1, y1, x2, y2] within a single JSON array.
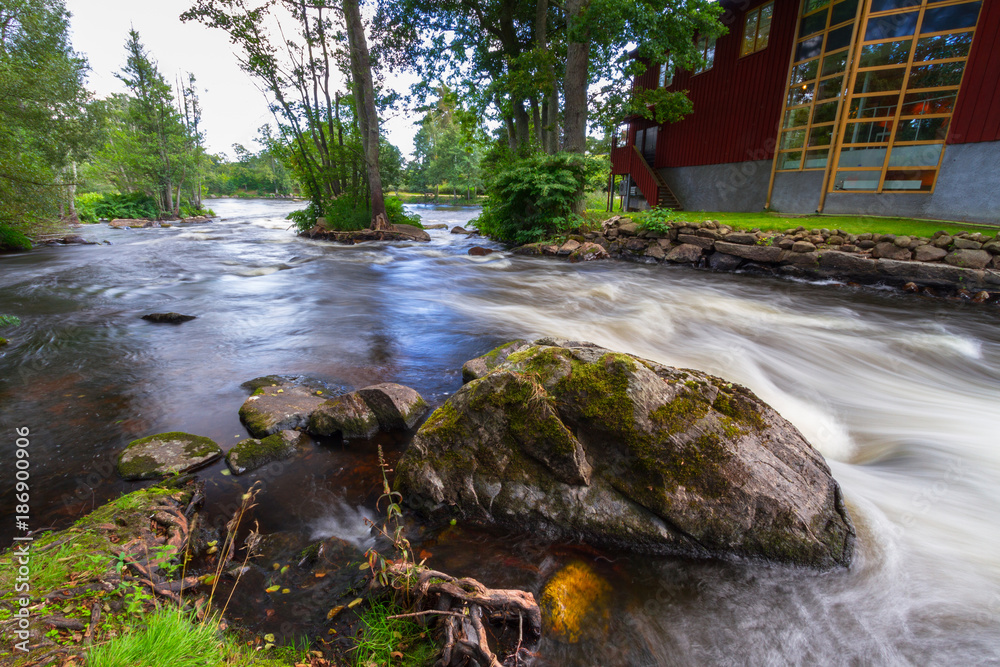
[[693, 36, 717, 74], [829, 0, 983, 194], [741, 2, 775, 57]]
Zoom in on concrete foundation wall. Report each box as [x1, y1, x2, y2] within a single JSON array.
[[658, 160, 771, 212], [770, 171, 826, 214], [639, 141, 999, 225], [823, 142, 1000, 225]]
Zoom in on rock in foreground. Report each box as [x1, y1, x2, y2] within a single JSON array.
[[117, 431, 222, 480], [225, 430, 304, 475], [396, 340, 855, 568]]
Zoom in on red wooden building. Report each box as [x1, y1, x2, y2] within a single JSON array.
[[611, 0, 1000, 223]]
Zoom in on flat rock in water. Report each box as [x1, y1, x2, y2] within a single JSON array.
[[450, 226, 470, 234], [226, 430, 304, 475], [307, 391, 380, 439], [117, 431, 222, 480], [239, 382, 327, 437], [396, 340, 856, 569], [424, 223, 448, 230], [142, 312, 196, 324], [109, 218, 158, 228], [468, 246, 494, 256], [356, 383, 428, 430]]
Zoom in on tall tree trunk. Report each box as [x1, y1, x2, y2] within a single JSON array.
[[343, 0, 387, 230], [534, 0, 559, 154], [512, 99, 531, 155], [563, 0, 591, 155]]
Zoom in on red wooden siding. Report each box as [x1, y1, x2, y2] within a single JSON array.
[[648, 0, 801, 168], [949, 0, 1000, 144]]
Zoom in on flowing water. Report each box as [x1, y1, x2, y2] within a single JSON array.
[[1, 199, 998, 665]]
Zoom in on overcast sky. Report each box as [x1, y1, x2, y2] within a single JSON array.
[[64, 0, 419, 159]]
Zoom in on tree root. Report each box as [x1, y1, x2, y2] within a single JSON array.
[[386, 563, 541, 667]]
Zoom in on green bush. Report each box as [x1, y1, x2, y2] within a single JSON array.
[[475, 152, 591, 244], [75, 192, 105, 223], [94, 192, 160, 220], [634, 207, 677, 235], [0, 225, 32, 251], [386, 196, 422, 228]]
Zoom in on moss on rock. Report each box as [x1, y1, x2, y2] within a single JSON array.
[[225, 431, 300, 475], [117, 432, 222, 481]]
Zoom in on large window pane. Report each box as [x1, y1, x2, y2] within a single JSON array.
[[844, 120, 894, 144], [785, 107, 811, 128], [888, 143, 944, 167], [921, 2, 982, 34], [779, 151, 803, 170], [788, 83, 816, 107], [817, 75, 845, 100], [801, 11, 828, 37], [781, 129, 807, 150], [834, 170, 882, 190], [796, 35, 824, 61], [902, 90, 958, 115], [826, 24, 854, 51], [839, 146, 888, 168], [804, 0, 831, 13], [758, 3, 773, 48], [810, 125, 835, 147], [870, 0, 919, 11], [909, 61, 966, 89], [854, 67, 906, 94], [914, 32, 973, 62], [882, 169, 935, 191], [743, 12, 759, 56], [896, 117, 949, 142], [814, 100, 840, 123], [859, 39, 912, 68], [822, 50, 849, 76], [831, 0, 859, 25], [804, 149, 830, 168], [866, 11, 918, 40], [850, 94, 899, 118], [791, 58, 820, 84]]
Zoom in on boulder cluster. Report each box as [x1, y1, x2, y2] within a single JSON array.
[[516, 217, 1000, 298]]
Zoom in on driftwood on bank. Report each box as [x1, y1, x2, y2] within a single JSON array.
[[387, 563, 541, 667]]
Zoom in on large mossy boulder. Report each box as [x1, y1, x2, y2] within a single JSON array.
[[308, 392, 380, 439], [239, 381, 328, 437], [396, 340, 855, 568], [117, 431, 223, 480]]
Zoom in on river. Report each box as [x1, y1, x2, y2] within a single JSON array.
[[1, 199, 998, 664]]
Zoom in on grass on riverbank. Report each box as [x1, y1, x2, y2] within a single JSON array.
[[583, 209, 997, 238]]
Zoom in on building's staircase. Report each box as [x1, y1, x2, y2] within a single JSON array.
[[632, 146, 683, 210]]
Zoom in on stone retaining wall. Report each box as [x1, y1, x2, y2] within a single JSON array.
[[515, 218, 1000, 301]]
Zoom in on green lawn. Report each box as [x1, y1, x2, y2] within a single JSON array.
[[587, 209, 998, 239]]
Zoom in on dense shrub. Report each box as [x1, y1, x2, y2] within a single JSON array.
[[74, 192, 105, 223], [93, 192, 160, 220], [475, 152, 591, 244], [288, 196, 420, 233], [0, 225, 32, 251]]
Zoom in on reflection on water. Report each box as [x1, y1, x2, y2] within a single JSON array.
[[1, 199, 998, 663]]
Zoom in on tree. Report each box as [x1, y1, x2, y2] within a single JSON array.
[[182, 0, 391, 231], [0, 0, 93, 234]]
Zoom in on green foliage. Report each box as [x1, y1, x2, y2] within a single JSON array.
[[353, 597, 437, 667], [476, 152, 593, 244], [385, 196, 422, 228], [287, 201, 321, 233], [0, 315, 21, 327], [629, 88, 695, 125], [634, 207, 676, 234], [74, 191, 104, 222], [0, 226, 32, 251], [86, 609, 225, 667], [0, 0, 96, 232], [94, 192, 159, 220]]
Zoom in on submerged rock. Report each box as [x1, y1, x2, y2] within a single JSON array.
[[357, 383, 428, 430], [117, 431, 222, 480], [239, 377, 428, 440], [308, 391, 380, 439], [396, 340, 855, 568], [239, 382, 327, 437], [142, 312, 196, 324], [225, 430, 304, 475]]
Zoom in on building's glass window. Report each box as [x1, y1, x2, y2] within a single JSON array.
[[830, 0, 984, 194], [775, 0, 860, 172], [658, 58, 673, 87], [741, 2, 774, 56], [693, 36, 717, 74]]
